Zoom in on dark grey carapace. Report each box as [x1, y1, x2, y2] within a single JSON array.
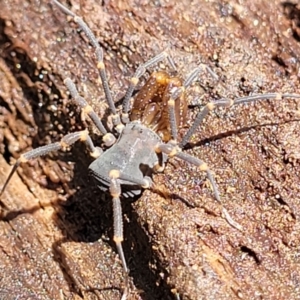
[[1, 1, 300, 299], [89, 121, 164, 198]]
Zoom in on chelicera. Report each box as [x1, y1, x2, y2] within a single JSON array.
[[1, 0, 300, 298]]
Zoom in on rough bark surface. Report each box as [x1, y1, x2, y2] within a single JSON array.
[[0, 0, 300, 299]]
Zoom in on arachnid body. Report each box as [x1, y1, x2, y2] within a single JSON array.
[[1, 0, 300, 299]]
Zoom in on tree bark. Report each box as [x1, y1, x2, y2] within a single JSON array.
[[0, 0, 300, 299]]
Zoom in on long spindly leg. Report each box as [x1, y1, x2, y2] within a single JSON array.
[[167, 64, 219, 142], [180, 93, 300, 148], [0, 130, 101, 197], [64, 78, 116, 147], [108, 170, 152, 298], [156, 143, 243, 231], [108, 173, 129, 298], [183, 64, 219, 88], [52, 0, 121, 127]]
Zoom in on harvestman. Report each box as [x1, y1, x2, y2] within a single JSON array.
[[1, 0, 300, 298]]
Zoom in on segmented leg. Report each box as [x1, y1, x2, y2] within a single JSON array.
[[108, 172, 128, 298], [52, 0, 177, 133], [157, 143, 243, 231], [52, 0, 121, 127], [168, 64, 219, 141], [180, 93, 300, 148], [108, 170, 152, 298], [0, 130, 101, 197], [64, 78, 116, 147]]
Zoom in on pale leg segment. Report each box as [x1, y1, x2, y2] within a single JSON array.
[[0, 130, 101, 197], [157, 143, 243, 231]]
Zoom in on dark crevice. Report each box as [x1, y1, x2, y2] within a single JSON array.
[[274, 194, 288, 207], [271, 54, 288, 69], [0, 96, 11, 113], [125, 204, 177, 300], [290, 28, 300, 42], [282, 2, 300, 28], [2, 139, 11, 164], [240, 246, 260, 265], [51, 239, 86, 298]]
